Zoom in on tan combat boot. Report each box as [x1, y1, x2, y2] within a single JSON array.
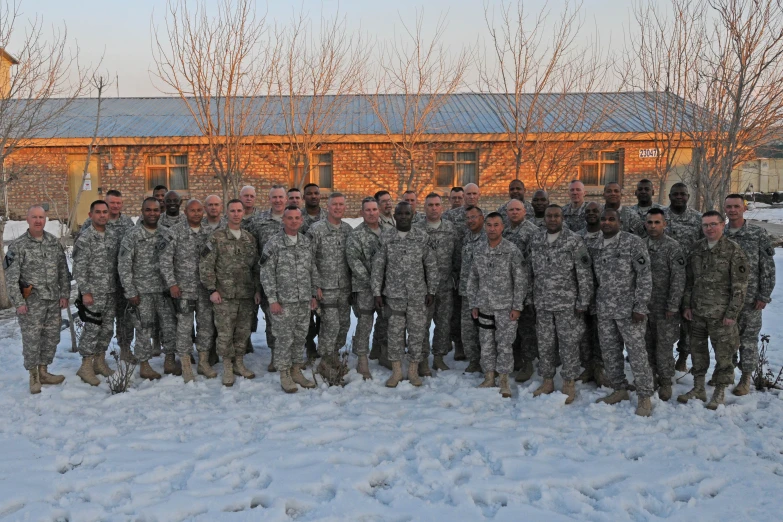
[[478, 371, 496, 388], [432, 355, 449, 371], [93, 352, 115, 377], [222, 359, 234, 387], [408, 361, 422, 386], [658, 382, 672, 402], [515, 360, 534, 383], [562, 380, 577, 405], [533, 378, 554, 397], [732, 372, 752, 396], [464, 360, 482, 373], [386, 361, 403, 388], [453, 341, 466, 361], [596, 389, 630, 404], [576, 366, 594, 383], [636, 396, 653, 417], [197, 352, 217, 379], [280, 369, 298, 393], [594, 366, 611, 388], [356, 355, 372, 380], [233, 355, 256, 379], [77, 357, 101, 386], [181, 356, 194, 383], [499, 374, 512, 398], [675, 353, 688, 373], [706, 384, 726, 410], [418, 359, 432, 378], [38, 365, 65, 385], [163, 354, 182, 376], [29, 368, 41, 394], [291, 364, 316, 388], [677, 375, 707, 403], [139, 361, 162, 380]]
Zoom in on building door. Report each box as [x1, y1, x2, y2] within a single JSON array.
[[67, 155, 100, 230]]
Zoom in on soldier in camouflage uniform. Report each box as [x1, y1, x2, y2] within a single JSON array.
[[153, 185, 167, 207], [497, 179, 535, 225], [307, 192, 353, 382], [287, 187, 303, 209], [590, 208, 655, 417], [73, 200, 120, 386], [6, 206, 71, 393], [529, 190, 549, 228], [372, 202, 438, 388], [468, 213, 527, 398], [630, 179, 664, 221], [260, 206, 318, 393], [375, 190, 396, 229], [118, 198, 180, 380], [603, 182, 647, 237], [577, 202, 607, 386], [302, 183, 328, 235], [346, 197, 388, 379], [403, 190, 427, 224], [159, 191, 185, 228], [458, 206, 486, 373], [723, 195, 775, 396], [202, 195, 227, 233], [415, 193, 458, 374], [160, 199, 216, 382], [200, 199, 262, 387], [443, 183, 481, 244], [448, 187, 464, 209], [563, 180, 588, 232], [679, 211, 748, 409], [529, 205, 594, 404], [643, 208, 686, 401]]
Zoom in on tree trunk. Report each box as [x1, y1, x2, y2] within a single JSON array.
[[0, 220, 10, 309]]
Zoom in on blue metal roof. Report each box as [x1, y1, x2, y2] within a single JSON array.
[[21, 92, 698, 139]]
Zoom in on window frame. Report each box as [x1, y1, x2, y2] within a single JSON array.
[[146, 153, 189, 191], [578, 149, 622, 187], [290, 151, 334, 189], [434, 149, 479, 189]]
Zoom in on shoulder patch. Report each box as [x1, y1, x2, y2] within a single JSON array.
[[765, 246, 776, 257], [3, 251, 14, 270], [739, 265, 746, 273], [201, 242, 213, 257], [576, 246, 591, 268], [634, 252, 647, 266], [120, 245, 131, 258], [676, 255, 685, 266]]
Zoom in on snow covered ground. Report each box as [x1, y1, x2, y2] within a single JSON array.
[[0, 249, 782, 520], [745, 203, 783, 224]]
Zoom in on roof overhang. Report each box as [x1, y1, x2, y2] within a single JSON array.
[[0, 48, 19, 65]]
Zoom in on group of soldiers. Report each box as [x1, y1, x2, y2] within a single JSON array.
[[6, 178, 775, 417]]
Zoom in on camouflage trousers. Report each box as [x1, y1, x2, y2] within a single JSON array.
[[451, 291, 462, 346], [690, 314, 739, 385], [319, 288, 352, 357], [386, 297, 428, 363], [676, 320, 690, 357], [460, 298, 480, 362], [422, 288, 453, 358], [130, 293, 177, 362], [18, 294, 62, 370], [175, 290, 214, 356], [213, 298, 254, 359], [477, 308, 516, 375], [737, 304, 762, 374], [259, 288, 275, 351], [579, 313, 603, 370], [537, 309, 585, 381], [115, 292, 135, 350], [515, 306, 538, 363], [644, 311, 679, 383], [597, 316, 654, 398], [78, 293, 117, 357], [351, 290, 377, 357], [270, 301, 310, 371]]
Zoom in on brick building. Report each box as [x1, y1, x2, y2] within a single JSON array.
[[4, 93, 695, 225]]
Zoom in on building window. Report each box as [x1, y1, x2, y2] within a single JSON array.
[[290, 152, 333, 189], [435, 151, 478, 188], [579, 150, 620, 186], [147, 154, 188, 190]]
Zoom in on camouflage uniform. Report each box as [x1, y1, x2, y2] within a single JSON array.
[[444, 206, 469, 349], [590, 231, 654, 398], [530, 216, 546, 228], [199, 227, 260, 359], [5, 231, 71, 370], [379, 214, 396, 229], [302, 207, 327, 235], [72, 225, 119, 357], [371, 227, 439, 363], [503, 220, 540, 364], [578, 229, 603, 371], [160, 221, 214, 356], [201, 216, 227, 234], [563, 202, 588, 232], [458, 230, 486, 363], [260, 232, 316, 371], [683, 236, 748, 384], [614, 205, 647, 237], [529, 228, 594, 381], [643, 235, 686, 383], [159, 213, 185, 228], [415, 219, 458, 358], [346, 222, 388, 357], [244, 211, 283, 351], [118, 225, 177, 362], [497, 200, 535, 226], [308, 219, 353, 357], [467, 238, 526, 375], [629, 202, 664, 221]]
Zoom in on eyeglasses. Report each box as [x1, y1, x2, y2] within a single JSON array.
[[701, 222, 722, 229]]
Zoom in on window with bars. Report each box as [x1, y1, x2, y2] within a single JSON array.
[[290, 152, 333, 189], [435, 151, 478, 188], [147, 154, 189, 190], [579, 150, 621, 186]]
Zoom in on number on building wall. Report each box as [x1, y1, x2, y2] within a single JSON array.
[[639, 149, 659, 158]]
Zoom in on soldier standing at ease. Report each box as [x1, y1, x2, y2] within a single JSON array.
[[448, 187, 464, 209], [202, 195, 227, 233], [679, 210, 749, 409], [159, 191, 185, 228], [497, 179, 535, 224], [458, 206, 486, 374], [723, 194, 776, 396], [72, 200, 119, 385], [118, 198, 179, 380], [591, 208, 655, 417], [603, 182, 646, 237], [200, 199, 262, 387], [153, 185, 167, 207], [302, 183, 328, 234], [346, 197, 388, 379], [467, 212, 526, 398], [530, 190, 549, 228], [287, 188, 303, 210], [529, 205, 594, 404], [375, 190, 396, 229], [563, 180, 588, 232], [630, 179, 663, 221], [308, 192, 353, 383], [403, 190, 427, 224], [643, 208, 686, 401], [6, 206, 71, 394], [160, 199, 216, 382], [372, 202, 438, 388], [260, 206, 318, 393]]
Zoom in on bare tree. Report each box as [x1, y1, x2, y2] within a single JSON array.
[[152, 0, 278, 202], [363, 12, 469, 196]]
